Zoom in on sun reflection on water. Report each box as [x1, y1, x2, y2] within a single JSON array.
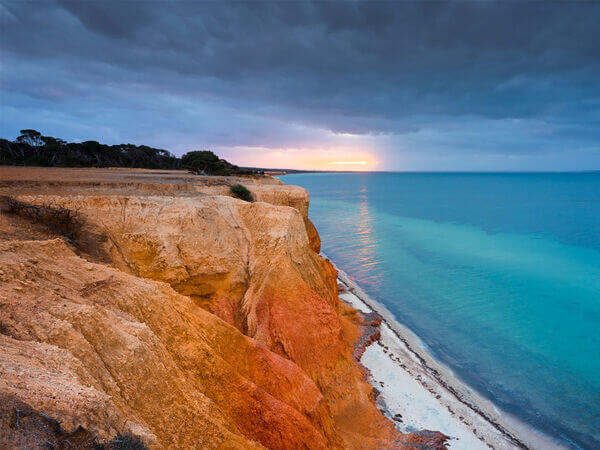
[[351, 185, 383, 289]]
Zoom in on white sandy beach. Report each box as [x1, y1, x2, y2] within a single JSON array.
[[336, 266, 564, 450]]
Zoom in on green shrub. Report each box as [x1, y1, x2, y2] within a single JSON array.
[[230, 184, 253, 202]]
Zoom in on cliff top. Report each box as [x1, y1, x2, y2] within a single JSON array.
[[0, 165, 282, 186], [0, 166, 311, 216]]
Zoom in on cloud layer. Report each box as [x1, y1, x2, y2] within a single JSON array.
[[1, 0, 599, 170]]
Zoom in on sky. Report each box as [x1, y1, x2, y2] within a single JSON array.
[[1, 0, 599, 171]]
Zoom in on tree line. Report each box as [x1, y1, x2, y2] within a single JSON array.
[[0, 129, 259, 176]]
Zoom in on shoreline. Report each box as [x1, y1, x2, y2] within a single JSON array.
[[333, 262, 565, 450]]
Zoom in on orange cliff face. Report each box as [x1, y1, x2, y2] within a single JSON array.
[[0, 239, 329, 448], [0, 167, 447, 449]]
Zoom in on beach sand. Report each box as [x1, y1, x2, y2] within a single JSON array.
[[335, 266, 564, 450]]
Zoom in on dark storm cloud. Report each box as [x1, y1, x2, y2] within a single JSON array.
[[1, 0, 599, 169]]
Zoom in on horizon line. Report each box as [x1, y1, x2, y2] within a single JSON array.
[[267, 169, 600, 174]]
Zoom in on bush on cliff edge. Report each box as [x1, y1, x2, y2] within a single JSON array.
[[230, 184, 253, 202]]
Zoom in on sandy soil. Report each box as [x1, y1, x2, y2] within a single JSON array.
[[0, 166, 276, 184]]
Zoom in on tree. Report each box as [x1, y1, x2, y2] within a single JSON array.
[[181, 150, 238, 175], [16, 129, 43, 146], [41, 136, 67, 146], [1, 130, 181, 169]]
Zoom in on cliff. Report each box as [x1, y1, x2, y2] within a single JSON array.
[[0, 167, 446, 449]]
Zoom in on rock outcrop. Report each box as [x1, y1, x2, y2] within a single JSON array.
[[0, 167, 447, 449]]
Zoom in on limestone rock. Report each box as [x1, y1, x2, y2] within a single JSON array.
[[0, 239, 333, 448], [0, 167, 448, 449]]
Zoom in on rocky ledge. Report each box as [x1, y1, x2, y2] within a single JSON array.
[[0, 167, 447, 449]]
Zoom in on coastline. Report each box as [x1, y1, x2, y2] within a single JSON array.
[[0, 166, 581, 448], [332, 261, 565, 450]]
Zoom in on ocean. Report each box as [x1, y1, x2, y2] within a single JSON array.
[[282, 172, 600, 449]]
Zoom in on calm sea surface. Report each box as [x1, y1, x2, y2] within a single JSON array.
[[283, 172, 600, 449]]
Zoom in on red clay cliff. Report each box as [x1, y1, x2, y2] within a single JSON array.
[[0, 167, 448, 449]]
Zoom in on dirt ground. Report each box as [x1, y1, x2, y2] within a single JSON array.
[[0, 165, 282, 198]]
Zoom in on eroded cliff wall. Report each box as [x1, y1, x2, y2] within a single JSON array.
[[0, 167, 446, 449]]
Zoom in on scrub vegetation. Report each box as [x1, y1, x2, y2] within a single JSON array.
[[230, 184, 254, 202], [0, 130, 261, 176]]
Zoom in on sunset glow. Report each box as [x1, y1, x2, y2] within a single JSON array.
[[330, 161, 368, 165], [221, 147, 378, 171]]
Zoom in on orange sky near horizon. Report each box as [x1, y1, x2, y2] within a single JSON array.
[[221, 147, 379, 171]]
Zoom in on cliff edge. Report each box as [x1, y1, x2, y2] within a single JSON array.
[[0, 167, 447, 449]]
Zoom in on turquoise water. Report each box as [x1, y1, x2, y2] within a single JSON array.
[[283, 172, 600, 449]]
